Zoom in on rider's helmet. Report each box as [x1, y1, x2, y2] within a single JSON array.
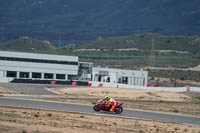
[[105, 96, 110, 101]]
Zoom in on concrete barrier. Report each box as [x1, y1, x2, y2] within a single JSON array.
[[89, 81, 200, 92], [0, 78, 14, 83]]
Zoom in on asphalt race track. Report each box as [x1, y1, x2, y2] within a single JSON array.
[[0, 97, 200, 125]]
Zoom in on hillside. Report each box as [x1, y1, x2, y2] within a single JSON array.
[[1, 0, 200, 44], [0, 36, 56, 52], [79, 33, 200, 54], [2, 33, 200, 55]]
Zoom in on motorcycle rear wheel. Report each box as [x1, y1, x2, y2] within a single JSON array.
[[93, 105, 101, 112]]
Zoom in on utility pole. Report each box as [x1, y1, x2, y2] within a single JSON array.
[[151, 38, 155, 67], [58, 37, 61, 48]]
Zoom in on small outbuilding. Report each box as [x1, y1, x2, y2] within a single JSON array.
[[92, 67, 148, 86]]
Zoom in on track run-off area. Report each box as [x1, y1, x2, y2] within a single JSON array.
[[0, 96, 200, 126]]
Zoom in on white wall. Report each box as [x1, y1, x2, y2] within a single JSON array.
[[0, 71, 3, 77], [0, 77, 14, 83], [110, 72, 117, 83], [89, 81, 200, 92]]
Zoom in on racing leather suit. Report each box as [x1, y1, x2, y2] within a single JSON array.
[[105, 97, 117, 112]]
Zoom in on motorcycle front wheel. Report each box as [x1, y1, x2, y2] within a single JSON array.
[[115, 107, 123, 114]]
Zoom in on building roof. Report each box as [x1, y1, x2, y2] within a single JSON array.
[[0, 51, 78, 62]]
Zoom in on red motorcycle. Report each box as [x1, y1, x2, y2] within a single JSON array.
[[93, 99, 123, 114]]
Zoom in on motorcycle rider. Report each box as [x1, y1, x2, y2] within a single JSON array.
[[104, 96, 117, 112]]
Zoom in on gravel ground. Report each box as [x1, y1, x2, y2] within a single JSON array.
[[1, 107, 200, 133]]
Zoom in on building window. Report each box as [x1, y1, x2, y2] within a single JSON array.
[[32, 72, 41, 79], [129, 77, 134, 85], [143, 78, 145, 86], [6, 71, 17, 78], [122, 77, 128, 84], [20, 72, 29, 78], [68, 75, 77, 80], [44, 73, 53, 79], [106, 77, 110, 82], [118, 78, 121, 83], [133, 77, 136, 85], [56, 74, 65, 80]]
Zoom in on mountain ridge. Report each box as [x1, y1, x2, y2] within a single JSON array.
[[1, 0, 200, 44], [1, 33, 200, 55]]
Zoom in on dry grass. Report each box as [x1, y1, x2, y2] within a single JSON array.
[[54, 87, 192, 102], [0, 107, 200, 133]]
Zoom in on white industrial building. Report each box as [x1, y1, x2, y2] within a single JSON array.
[[92, 67, 148, 86], [0, 50, 148, 87], [0, 51, 79, 82]]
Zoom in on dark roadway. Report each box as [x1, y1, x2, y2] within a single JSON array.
[[0, 97, 200, 126]]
